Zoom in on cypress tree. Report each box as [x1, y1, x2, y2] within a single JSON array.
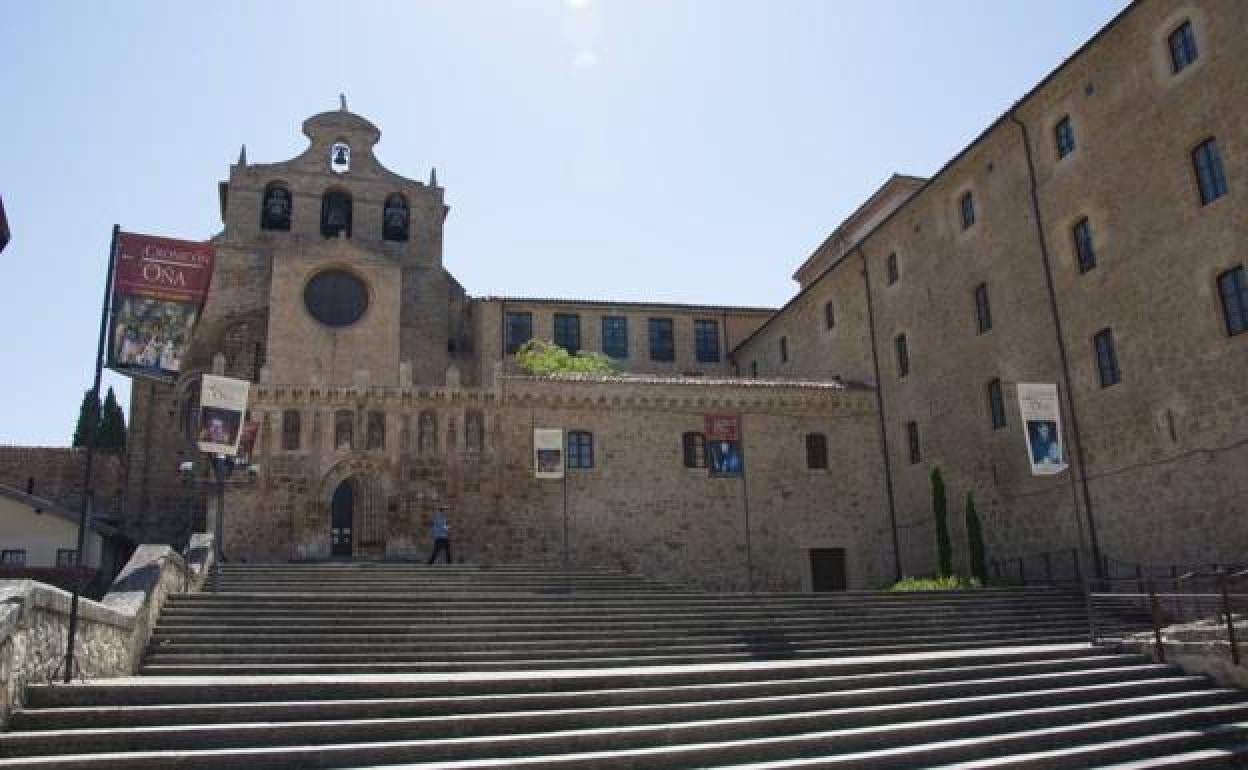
[[99, 387, 127, 453], [966, 490, 987, 583], [71, 389, 100, 448], [931, 467, 953, 578]]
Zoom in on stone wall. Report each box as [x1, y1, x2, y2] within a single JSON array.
[[0, 446, 125, 518]]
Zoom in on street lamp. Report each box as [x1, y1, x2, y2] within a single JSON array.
[[180, 455, 259, 591]]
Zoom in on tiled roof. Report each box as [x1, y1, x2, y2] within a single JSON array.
[[479, 297, 777, 314]]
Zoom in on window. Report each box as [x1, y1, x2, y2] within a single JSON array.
[[1169, 20, 1198, 74], [0, 550, 26, 567], [974, 283, 992, 334], [505, 312, 533, 354], [988, 378, 1006, 430], [750, 360, 758, 378], [281, 410, 301, 451], [906, 421, 921, 465], [382, 194, 409, 241], [334, 410, 354, 450], [320, 189, 352, 238], [805, 433, 828, 470], [601, 316, 628, 358], [1055, 116, 1075, 159], [1218, 266, 1248, 336], [1094, 328, 1120, 387], [886, 252, 899, 285], [1193, 139, 1228, 205], [682, 432, 707, 469], [780, 336, 789, 363], [260, 183, 292, 231], [823, 301, 835, 330], [567, 430, 594, 469], [648, 318, 674, 361], [895, 334, 909, 378], [1073, 217, 1096, 273], [553, 313, 581, 353], [367, 411, 385, 450], [960, 191, 976, 230], [304, 270, 369, 328], [694, 320, 721, 363], [56, 549, 78, 568]]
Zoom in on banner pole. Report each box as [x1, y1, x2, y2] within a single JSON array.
[[62, 224, 120, 684], [740, 414, 753, 593]]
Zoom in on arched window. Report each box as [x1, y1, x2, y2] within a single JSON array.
[[281, 410, 301, 450], [334, 410, 354, 450], [261, 183, 292, 231], [383, 194, 409, 242], [465, 410, 484, 453], [418, 410, 438, 453], [321, 189, 352, 238]]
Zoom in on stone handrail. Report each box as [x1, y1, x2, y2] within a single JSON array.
[[0, 532, 214, 727]]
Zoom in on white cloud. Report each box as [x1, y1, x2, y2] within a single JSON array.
[[572, 49, 599, 68]]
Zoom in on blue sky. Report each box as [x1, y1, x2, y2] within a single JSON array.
[[0, 0, 1126, 446]]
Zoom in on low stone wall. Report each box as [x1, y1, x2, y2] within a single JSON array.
[[0, 533, 213, 727], [1120, 618, 1248, 690]]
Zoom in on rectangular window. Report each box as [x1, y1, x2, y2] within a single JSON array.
[[1193, 138, 1228, 205], [0, 550, 26, 567], [281, 410, 301, 451], [805, 433, 828, 470], [906, 421, 921, 465], [824, 301, 835, 330], [750, 360, 758, 378], [567, 430, 594, 469], [1073, 217, 1096, 273], [694, 320, 721, 363], [1218, 266, 1248, 336], [682, 432, 707, 469], [601, 316, 628, 358], [886, 252, 899, 285], [56, 549, 79, 568], [895, 334, 909, 378], [648, 318, 674, 361], [1055, 116, 1075, 159], [960, 191, 976, 230], [553, 313, 581, 353], [1169, 20, 1198, 73], [988, 378, 1006, 430], [974, 283, 992, 334], [504, 311, 533, 354], [780, 336, 789, 363], [1094, 328, 1121, 387]]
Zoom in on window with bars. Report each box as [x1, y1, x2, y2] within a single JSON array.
[[1055, 116, 1076, 159], [553, 313, 581, 353], [1169, 20, 1198, 74], [56, 549, 78, 568], [1094, 328, 1121, 387], [988, 378, 1006, 430], [682, 432, 707, 469], [0, 550, 26, 567], [1073, 217, 1097, 273], [567, 431, 594, 469], [505, 312, 533, 354], [906, 421, 921, 464], [806, 433, 828, 470], [960, 191, 976, 230], [601, 316, 628, 359], [694, 320, 721, 363], [886, 252, 899, 285], [895, 334, 910, 378], [1192, 138, 1228, 205], [974, 283, 992, 334], [648, 318, 674, 361], [1217, 266, 1248, 337]]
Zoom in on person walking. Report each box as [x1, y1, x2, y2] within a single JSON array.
[[427, 507, 451, 565]]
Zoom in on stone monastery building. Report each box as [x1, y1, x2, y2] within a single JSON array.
[[123, 0, 1246, 591]]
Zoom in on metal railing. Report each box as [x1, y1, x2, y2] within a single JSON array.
[[988, 547, 1084, 586]]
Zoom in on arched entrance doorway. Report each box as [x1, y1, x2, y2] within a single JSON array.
[[330, 480, 354, 557]]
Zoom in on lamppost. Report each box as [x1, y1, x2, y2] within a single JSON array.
[[180, 455, 258, 591]]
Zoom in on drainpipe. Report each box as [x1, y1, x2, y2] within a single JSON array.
[[858, 247, 903, 583], [1008, 110, 1103, 577]]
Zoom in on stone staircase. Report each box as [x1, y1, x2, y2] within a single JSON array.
[[3, 563, 1248, 768]]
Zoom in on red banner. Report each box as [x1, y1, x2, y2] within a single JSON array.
[[704, 414, 739, 441], [108, 231, 215, 381]]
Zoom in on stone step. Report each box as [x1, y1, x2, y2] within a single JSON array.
[[12, 660, 1167, 731], [164, 594, 1083, 609]]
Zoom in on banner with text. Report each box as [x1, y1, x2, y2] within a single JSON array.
[[197, 375, 250, 456], [534, 428, 565, 479], [1018, 383, 1068, 476], [705, 414, 743, 477], [108, 231, 215, 382]]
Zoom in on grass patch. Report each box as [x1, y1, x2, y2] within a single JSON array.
[[891, 575, 983, 591]]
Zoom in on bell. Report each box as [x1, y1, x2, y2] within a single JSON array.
[[334, 147, 348, 165]]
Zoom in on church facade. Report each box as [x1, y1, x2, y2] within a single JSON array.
[[122, 0, 1246, 590]]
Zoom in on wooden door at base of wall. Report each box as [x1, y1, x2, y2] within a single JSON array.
[[810, 548, 846, 592], [331, 481, 353, 557]]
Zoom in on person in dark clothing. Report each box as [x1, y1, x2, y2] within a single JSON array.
[[427, 507, 451, 564]]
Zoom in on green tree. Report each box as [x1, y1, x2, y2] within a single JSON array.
[[931, 467, 953, 578], [71, 389, 100, 448], [514, 339, 617, 377], [98, 386, 127, 453], [965, 490, 987, 583]]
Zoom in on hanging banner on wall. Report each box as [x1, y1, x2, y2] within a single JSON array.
[[197, 375, 250, 456], [534, 428, 565, 479], [705, 414, 743, 477], [1018, 383, 1068, 476], [108, 231, 215, 382]]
